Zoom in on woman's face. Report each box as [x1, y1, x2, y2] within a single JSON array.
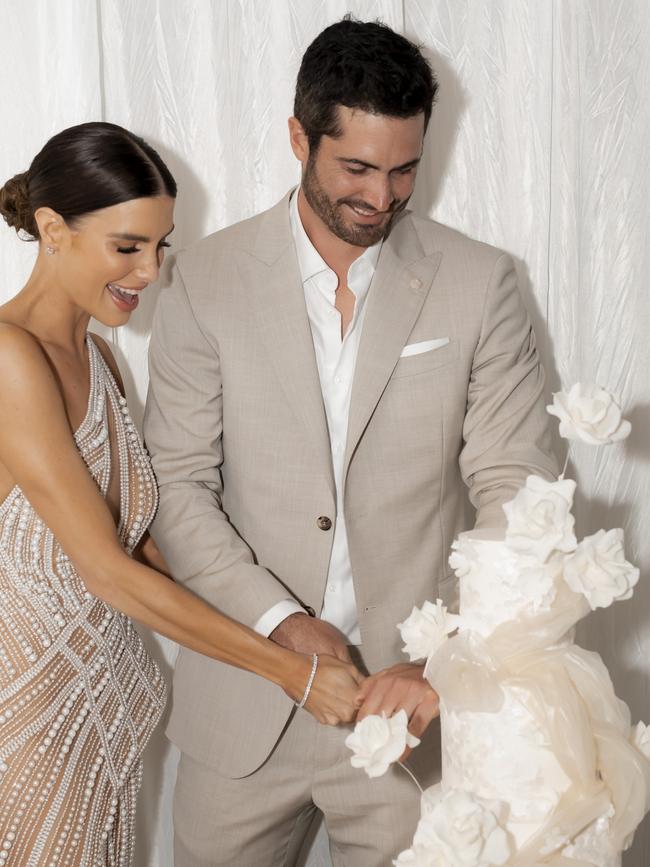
[[56, 195, 175, 327]]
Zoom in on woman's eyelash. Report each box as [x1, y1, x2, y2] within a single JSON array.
[[117, 241, 171, 255]]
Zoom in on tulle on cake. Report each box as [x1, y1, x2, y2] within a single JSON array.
[[423, 528, 650, 867]]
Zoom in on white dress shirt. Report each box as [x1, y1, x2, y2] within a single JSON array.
[[253, 190, 382, 643]]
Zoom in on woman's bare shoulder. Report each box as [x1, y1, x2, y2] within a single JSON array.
[[0, 324, 69, 436], [0, 321, 50, 370]]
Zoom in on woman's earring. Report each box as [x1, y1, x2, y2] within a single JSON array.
[[45, 246, 56, 255]]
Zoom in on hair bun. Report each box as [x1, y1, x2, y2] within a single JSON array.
[[0, 172, 35, 236]]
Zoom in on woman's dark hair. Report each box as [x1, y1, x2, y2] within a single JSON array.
[[294, 16, 438, 152], [0, 121, 177, 240]]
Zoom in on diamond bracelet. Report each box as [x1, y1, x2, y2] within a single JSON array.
[[297, 653, 319, 709]]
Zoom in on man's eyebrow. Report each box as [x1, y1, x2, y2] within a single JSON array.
[[108, 226, 175, 243], [336, 157, 421, 172]]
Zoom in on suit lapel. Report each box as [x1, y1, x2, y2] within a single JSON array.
[[343, 214, 442, 482], [239, 195, 335, 499]]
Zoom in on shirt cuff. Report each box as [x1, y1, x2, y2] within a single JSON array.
[[253, 599, 306, 637]]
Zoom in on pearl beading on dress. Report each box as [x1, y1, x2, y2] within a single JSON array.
[[0, 336, 166, 866]]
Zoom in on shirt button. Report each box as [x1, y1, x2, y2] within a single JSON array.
[[317, 516, 332, 531], [334, 376, 343, 385], [410, 277, 422, 290], [327, 584, 336, 592]]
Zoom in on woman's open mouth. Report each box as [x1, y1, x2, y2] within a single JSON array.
[[107, 283, 141, 312]]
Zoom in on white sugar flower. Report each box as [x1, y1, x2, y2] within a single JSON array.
[[398, 599, 460, 663], [547, 383, 631, 445], [394, 788, 511, 867], [504, 475, 577, 562], [563, 528, 639, 609], [345, 709, 420, 779], [448, 543, 472, 577], [633, 722, 650, 760]]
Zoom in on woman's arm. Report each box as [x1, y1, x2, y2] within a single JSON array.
[[0, 325, 362, 724], [133, 532, 174, 579]]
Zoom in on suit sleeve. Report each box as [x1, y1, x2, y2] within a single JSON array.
[[459, 253, 559, 529], [143, 257, 299, 627]]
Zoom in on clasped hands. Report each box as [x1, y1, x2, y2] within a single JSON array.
[[271, 613, 439, 758]]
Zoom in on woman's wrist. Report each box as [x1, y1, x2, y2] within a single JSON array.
[[296, 654, 318, 708], [272, 646, 311, 701]]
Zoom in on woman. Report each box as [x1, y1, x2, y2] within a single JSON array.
[[0, 122, 362, 866]]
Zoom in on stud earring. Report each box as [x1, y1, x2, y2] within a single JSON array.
[[46, 246, 56, 255]]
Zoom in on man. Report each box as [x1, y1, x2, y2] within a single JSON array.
[[144, 17, 557, 867]]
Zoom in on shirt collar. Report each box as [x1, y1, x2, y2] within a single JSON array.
[[289, 189, 382, 291]]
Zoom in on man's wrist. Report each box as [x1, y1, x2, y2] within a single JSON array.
[[253, 600, 306, 637], [270, 611, 311, 640]]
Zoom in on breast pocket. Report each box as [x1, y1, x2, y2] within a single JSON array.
[[391, 339, 459, 378]]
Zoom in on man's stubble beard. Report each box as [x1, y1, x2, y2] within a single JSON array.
[[301, 153, 408, 248]]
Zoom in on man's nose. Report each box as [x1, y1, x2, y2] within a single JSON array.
[[363, 175, 394, 212]]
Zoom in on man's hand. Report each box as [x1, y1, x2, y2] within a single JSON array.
[[356, 663, 439, 760], [270, 613, 353, 664]]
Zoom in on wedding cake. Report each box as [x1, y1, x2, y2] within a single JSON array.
[[427, 522, 641, 866], [347, 384, 650, 867]]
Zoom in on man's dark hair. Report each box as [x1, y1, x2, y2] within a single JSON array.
[[294, 16, 438, 151]]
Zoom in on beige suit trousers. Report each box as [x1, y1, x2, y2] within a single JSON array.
[[173, 709, 440, 867]]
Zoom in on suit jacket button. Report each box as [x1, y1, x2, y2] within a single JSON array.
[[317, 516, 332, 531]]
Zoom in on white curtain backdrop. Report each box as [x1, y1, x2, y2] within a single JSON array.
[[1, 2, 648, 865]]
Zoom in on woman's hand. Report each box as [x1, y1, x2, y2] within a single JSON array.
[[284, 653, 365, 726]]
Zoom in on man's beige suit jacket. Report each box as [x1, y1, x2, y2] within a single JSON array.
[[143, 191, 557, 778]]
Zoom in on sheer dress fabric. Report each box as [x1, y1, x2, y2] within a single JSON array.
[[0, 335, 166, 866]]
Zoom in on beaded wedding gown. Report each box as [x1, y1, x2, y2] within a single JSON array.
[[0, 335, 167, 866]]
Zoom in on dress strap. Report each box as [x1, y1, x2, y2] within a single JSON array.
[[72, 335, 101, 441]]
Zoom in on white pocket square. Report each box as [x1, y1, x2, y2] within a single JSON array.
[[399, 337, 450, 358]]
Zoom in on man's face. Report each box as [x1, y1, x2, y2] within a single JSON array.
[[298, 106, 425, 248]]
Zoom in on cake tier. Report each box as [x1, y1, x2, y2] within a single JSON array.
[[450, 530, 558, 639], [441, 689, 571, 849], [438, 530, 631, 866]]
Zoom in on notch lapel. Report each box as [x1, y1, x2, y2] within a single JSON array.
[[343, 215, 442, 482], [237, 197, 335, 499]]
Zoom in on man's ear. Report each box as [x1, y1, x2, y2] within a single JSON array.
[[288, 116, 310, 164]]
